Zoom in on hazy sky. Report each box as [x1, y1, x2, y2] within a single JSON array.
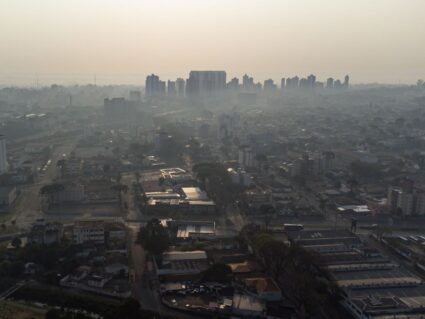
[[1, 0, 424, 86]]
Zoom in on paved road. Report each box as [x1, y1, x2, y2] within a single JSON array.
[[122, 172, 161, 312], [10, 138, 79, 230], [0, 281, 25, 300]]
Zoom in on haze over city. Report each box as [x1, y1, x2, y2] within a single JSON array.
[[1, 0, 425, 85], [2, 1, 425, 319]]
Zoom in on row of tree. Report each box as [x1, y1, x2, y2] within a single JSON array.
[[192, 162, 244, 210], [239, 224, 341, 318]]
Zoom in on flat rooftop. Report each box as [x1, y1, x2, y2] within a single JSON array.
[[163, 250, 207, 261], [287, 229, 358, 241], [335, 268, 422, 289], [182, 187, 208, 201], [176, 224, 215, 239], [349, 286, 425, 316]]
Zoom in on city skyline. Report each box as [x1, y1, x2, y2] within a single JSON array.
[[1, 0, 424, 86]]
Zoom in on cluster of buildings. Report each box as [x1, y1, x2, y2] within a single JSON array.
[[286, 152, 335, 177], [387, 181, 425, 216], [142, 168, 216, 214], [144, 71, 350, 98], [26, 218, 130, 298], [287, 229, 425, 318], [285, 74, 350, 90], [152, 219, 290, 318]]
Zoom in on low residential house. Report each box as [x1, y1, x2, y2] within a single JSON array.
[[228, 261, 262, 276], [155, 250, 209, 280], [167, 220, 216, 241], [232, 294, 265, 317], [241, 277, 282, 301], [28, 222, 63, 245], [57, 157, 83, 178], [87, 274, 112, 288], [69, 266, 90, 282], [105, 263, 129, 276], [107, 225, 126, 239], [73, 220, 105, 244]]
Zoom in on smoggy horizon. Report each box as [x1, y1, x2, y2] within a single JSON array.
[[1, 0, 424, 86]]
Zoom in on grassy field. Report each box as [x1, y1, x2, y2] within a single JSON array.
[[0, 301, 46, 319]]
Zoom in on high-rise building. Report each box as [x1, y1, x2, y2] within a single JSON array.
[[387, 187, 415, 215], [397, 192, 414, 215], [280, 78, 286, 91], [0, 135, 7, 174], [176, 78, 185, 97], [167, 80, 176, 96], [159, 80, 166, 95], [186, 71, 226, 97], [387, 187, 400, 213], [326, 78, 334, 89], [264, 79, 277, 93], [334, 79, 342, 89], [238, 146, 254, 169], [286, 76, 299, 89], [416, 194, 425, 215], [242, 74, 254, 91], [129, 90, 141, 102], [227, 77, 240, 91], [344, 75, 350, 89], [307, 74, 316, 88], [299, 78, 309, 89], [145, 74, 165, 97]]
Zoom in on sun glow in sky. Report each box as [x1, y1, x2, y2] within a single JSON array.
[[1, 0, 424, 85]]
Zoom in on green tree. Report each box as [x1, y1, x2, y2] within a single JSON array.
[[40, 183, 65, 207], [116, 298, 141, 319], [192, 162, 242, 209], [45, 309, 63, 319], [257, 238, 291, 282], [318, 196, 328, 216], [158, 176, 165, 186], [259, 204, 276, 229], [11, 236, 22, 248], [202, 263, 233, 283], [137, 219, 170, 255]]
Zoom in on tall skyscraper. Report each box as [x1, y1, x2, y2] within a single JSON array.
[[334, 79, 342, 89], [176, 78, 185, 97], [286, 76, 299, 89], [299, 78, 309, 89], [227, 77, 240, 91], [344, 75, 350, 89], [167, 80, 176, 96], [145, 74, 165, 97], [186, 71, 227, 97], [307, 74, 316, 88], [0, 135, 8, 175], [280, 78, 286, 91], [242, 74, 254, 91], [264, 79, 277, 93], [326, 78, 334, 89]]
